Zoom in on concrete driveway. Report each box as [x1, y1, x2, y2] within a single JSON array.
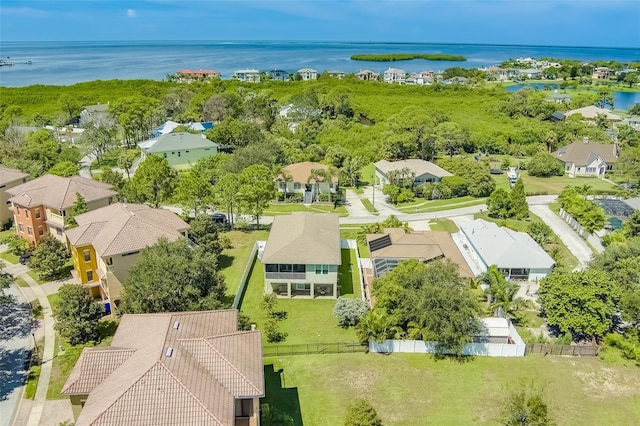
[[530, 204, 593, 269]]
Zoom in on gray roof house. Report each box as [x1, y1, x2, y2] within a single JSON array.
[[138, 132, 218, 169], [261, 212, 341, 298], [61, 310, 264, 426], [375, 159, 453, 188], [553, 138, 618, 177], [458, 219, 555, 281]]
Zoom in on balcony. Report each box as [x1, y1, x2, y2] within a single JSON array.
[[47, 212, 64, 225], [265, 272, 306, 280]]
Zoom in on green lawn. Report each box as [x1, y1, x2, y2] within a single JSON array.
[[339, 228, 369, 257], [15, 277, 29, 287], [397, 196, 487, 213], [359, 163, 376, 186], [238, 249, 362, 345], [264, 203, 349, 217], [0, 251, 19, 264], [24, 338, 45, 399], [429, 219, 459, 233], [360, 198, 378, 214], [27, 270, 47, 285], [219, 230, 269, 297], [262, 353, 640, 426], [493, 171, 619, 195]]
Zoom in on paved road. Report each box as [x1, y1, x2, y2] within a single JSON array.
[[530, 204, 593, 270], [0, 285, 32, 426]]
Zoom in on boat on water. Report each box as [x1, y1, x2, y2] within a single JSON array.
[[0, 59, 15, 66]]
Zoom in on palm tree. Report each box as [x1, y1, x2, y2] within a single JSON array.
[[480, 266, 519, 317], [307, 168, 328, 203], [355, 309, 401, 347], [274, 166, 293, 202]]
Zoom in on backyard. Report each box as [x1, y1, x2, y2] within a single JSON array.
[[262, 353, 640, 426], [238, 249, 363, 345], [219, 230, 269, 297]]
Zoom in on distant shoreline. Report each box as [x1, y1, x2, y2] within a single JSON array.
[[351, 53, 467, 62]]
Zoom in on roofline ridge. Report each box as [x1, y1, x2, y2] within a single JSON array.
[[201, 339, 263, 395]]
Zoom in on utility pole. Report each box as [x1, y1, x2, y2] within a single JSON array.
[[372, 169, 375, 209]]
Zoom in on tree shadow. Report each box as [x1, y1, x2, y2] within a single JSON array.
[[0, 347, 30, 401], [262, 364, 303, 426], [0, 298, 33, 340], [217, 253, 234, 271]]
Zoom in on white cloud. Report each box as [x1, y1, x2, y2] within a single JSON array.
[[126, 8, 137, 18]]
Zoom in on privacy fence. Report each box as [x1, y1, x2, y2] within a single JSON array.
[[525, 343, 599, 357]]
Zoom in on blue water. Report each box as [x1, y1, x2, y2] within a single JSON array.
[[506, 83, 640, 110], [0, 41, 638, 87]]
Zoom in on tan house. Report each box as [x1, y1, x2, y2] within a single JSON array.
[[367, 228, 474, 278], [553, 138, 619, 177], [565, 105, 623, 128], [356, 69, 379, 81], [374, 159, 453, 189], [297, 68, 318, 80], [0, 167, 29, 229], [6, 175, 116, 245], [592, 67, 610, 79], [277, 162, 338, 204], [65, 203, 189, 307], [61, 310, 264, 426], [261, 213, 341, 298], [384, 68, 406, 84]]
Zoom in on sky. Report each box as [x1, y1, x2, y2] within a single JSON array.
[[1, 0, 639, 47]]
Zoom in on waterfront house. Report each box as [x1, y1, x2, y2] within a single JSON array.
[[176, 69, 220, 82], [0, 167, 29, 229], [297, 68, 318, 80], [553, 137, 618, 177], [620, 115, 640, 130], [384, 68, 406, 84], [518, 68, 542, 79], [61, 310, 264, 426], [80, 103, 110, 125], [547, 93, 572, 104], [367, 228, 474, 278], [233, 69, 261, 82], [65, 203, 189, 306], [374, 159, 453, 189], [150, 120, 214, 138], [356, 69, 379, 81], [261, 213, 341, 298], [277, 162, 338, 204], [328, 70, 346, 79], [138, 132, 218, 169], [565, 106, 623, 128], [457, 219, 555, 281], [7, 175, 116, 246], [592, 67, 610, 80], [269, 69, 290, 81]]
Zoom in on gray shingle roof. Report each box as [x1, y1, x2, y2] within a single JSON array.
[[261, 212, 341, 265], [553, 140, 618, 166], [375, 159, 453, 179], [0, 167, 29, 186]]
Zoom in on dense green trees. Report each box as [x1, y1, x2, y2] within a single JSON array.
[[30, 234, 70, 280], [437, 157, 495, 197], [238, 164, 276, 227], [557, 186, 605, 233], [65, 193, 89, 228], [121, 238, 226, 313], [128, 155, 177, 207], [53, 284, 103, 345], [486, 178, 528, 219], [527, 152, 564, 177]]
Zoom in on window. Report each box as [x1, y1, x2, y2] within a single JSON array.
[[35, 209, 41, 219], [56, 227, 63, 236], [295, 283, 309, 291], [279, 182, 286, 190], [83, 249, 91, 262], [293, 264, 305, 273], [315, 264, 322, 274], [106, 257, 113, 265], [15, 206, 20, 216], [25, 210, 29, 218], [294, 183, 301, 190], [234, 399, 252, 417], [279, 264, 293, 273], [86, 271, 94, 282], [163, 153, 167, 158], [586, 167, 596, 173], [266, 264, 278, 272], [18, 223, 24, 233], [27, 226, 33, 236], [37, 226, 44, 236], [322, 265, 329, 275]]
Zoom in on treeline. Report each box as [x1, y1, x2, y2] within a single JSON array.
[[350, 53, 466, 62]]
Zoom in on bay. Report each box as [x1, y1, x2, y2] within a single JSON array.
[[506, 84, 640, 110], [0, 40, 638, 88]]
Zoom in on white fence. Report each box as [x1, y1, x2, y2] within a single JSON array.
[[369, 322, 526, 357], [559, 208, 604, 253], [341, 239, 368, 304]]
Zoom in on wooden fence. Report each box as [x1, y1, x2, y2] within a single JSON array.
[[525, 343, 599, 357], [263, 341, 365, 357]]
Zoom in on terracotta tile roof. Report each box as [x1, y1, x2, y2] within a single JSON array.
[[63, 310, 264, 426], [553, 140, 618, 166], [6, 175, 116, 209], [66, 203, 189, 256], [0, 167, 29, 186], [280, 161, 337, 183], [261, 212, 341, 265]]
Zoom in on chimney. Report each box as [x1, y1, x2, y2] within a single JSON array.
[[251, 324, 256, 331], [583, 136, 589, 144]]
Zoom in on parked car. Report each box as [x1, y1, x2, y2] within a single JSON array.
[[19, 253, 32, 265], [210, 212, 228, 225]]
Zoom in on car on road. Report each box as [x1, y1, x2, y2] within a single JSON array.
[[210, 212, 229, 226], [19, 253, 32, 265]]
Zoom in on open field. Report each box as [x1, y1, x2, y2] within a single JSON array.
[[493, 171, 619, 194], [238, 249, 362, 345], [0, 250, 19, 264], [262, 353, 640, 426], [264, 203, 348, 217], [219, 230, 268, 296], [397, 196, 487, 213]]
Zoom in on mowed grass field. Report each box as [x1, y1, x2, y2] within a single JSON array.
[[493, 171, 619, 194], [262, 353, 640, 426]]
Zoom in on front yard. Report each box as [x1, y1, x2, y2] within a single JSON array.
[[264, 203, 349, 217], [238, 249, 363, 345]]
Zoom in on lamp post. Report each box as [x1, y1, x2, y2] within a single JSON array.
[[372, 169, 375, 210]]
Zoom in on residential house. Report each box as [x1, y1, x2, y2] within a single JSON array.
[[384, 68, 406, 84], [518, 68, 542, 79], [328, 70, 346, 79], [620, 116, 640, 130], [297, 68, 318, 81], [592, 67, 610, 79], [138, 132, 218, 168], [268, 69, 290, 81], [356, 69, 379, 81], [61, 310, 264, 426], [233, 69, 261, 83], [261, 213, 341, 298], [6, 175, 116, 245], [457, 219, 555, 281], [176, 69, 220, 81], [374, 159, 453, 189], [276, 162, 338, 204], [553, 138, 618, 177], [0, 167, 29, 229], [65, 203, 189, 305], [80, 104, 110, 125], [367, 228, 474, 278], [442, 76, 468, 85], [547, 93, 572, 104], [485, 66, 508, 81], [565, 105, 623, 128], [150, 120, 214, 138]]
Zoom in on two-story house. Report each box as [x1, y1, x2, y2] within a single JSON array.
[[233, 69, 261, 82], [65, 203, 189, 307], [297, 68, 318, 80], [61, 310, 264, 426], [356, 69, 379, 81], [6, 175, 116, 245], [0, 167, 29, 229], [276, 162, 338, 204], [384, 68, 406, 84], [553, 138, 619, 177], [261, 213, 341, 298]]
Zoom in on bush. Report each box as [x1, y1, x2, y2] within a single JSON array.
[[602, 333, 640, 363], [441, 176, 468, 197], [1, 232, 33, 256], [30, 234, 70, 280], [344, 398, 383, 426], [53, 284, 104, 345], [333, 297, 369, 327], [527, 152, 564, 177], [264, 318, 288, 343]]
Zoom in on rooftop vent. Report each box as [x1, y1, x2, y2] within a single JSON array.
[[173, 321, 180, 330], [583, 136, 589, 144], [165, 347, 173, 358]]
